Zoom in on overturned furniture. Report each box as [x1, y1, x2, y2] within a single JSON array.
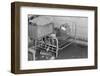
[[28, 16, 58, 60], [28, 16, 76, 60], [55, 22, 76, 50]]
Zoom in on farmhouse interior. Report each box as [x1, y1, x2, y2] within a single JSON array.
[[28, 15, 88, 61]]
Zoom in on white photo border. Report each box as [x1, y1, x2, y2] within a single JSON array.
[[20, 6, 95, 70]]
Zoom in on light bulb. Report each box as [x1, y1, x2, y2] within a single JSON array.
[[61, 26, 66, 31]]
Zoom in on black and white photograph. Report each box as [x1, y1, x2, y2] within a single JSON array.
[[11, 2, 97, 74], [28, 15, 88, 61]]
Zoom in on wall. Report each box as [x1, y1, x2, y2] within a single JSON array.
[[53, 16, 88, 45], [53, 16, 88, 41], [29, 16, 88, 41], [0, 0, 100, 76]]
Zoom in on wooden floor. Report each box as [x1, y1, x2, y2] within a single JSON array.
[[28, 43, 88, 61], [57, 43, 88, 59]]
